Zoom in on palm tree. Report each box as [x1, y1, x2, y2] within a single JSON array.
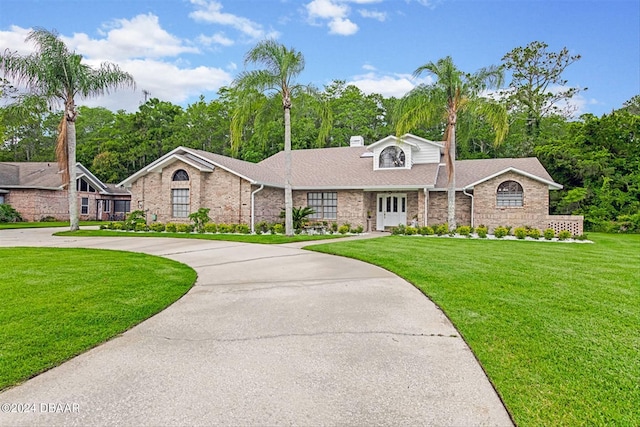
[[0, 28, 135, 230], [231, 39, 307, 236], [396, 56, 508, 230]]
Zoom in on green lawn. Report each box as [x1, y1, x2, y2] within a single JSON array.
[[0, 247, 196, 390], [54, 229, 347, 244], [309, 233, 639, 427]]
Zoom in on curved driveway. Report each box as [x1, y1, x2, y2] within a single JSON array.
[[0, 228, 512, 426]]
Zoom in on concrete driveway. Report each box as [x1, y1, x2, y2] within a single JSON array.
[[0, 228, 513, 426]]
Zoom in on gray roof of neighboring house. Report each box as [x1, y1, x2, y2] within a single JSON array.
[[0, 162, 128, 194]]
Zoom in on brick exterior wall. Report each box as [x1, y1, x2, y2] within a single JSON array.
[[5, 189, 129, 222], [130, 161, 253, 224], [473, 171, 550, 232], [427, 191, 472, 227], [253, 186, 284, 224]]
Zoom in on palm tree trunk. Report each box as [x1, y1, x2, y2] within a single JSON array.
[[284, 106, 293, 236], [67, 118, 79, 231], [447, 122, 456, 231]]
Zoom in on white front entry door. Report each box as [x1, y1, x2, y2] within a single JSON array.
[[376, 194, 407, 231]]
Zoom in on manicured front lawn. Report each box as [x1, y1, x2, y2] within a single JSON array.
[[309, 233, 639, 426], [0, 247, 196, 390], [54, 229, 347, 244]]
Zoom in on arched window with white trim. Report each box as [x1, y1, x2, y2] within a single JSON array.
[[379, 146, 406, 168], [172, 169, 189, 181], [497, 180, 524, 207]]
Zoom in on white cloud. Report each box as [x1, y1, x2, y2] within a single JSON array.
[[358, 9, 387, 21], [306, 0, 359, 35], [189, 0, 279, 41], [348, 71, 433, 98], [68, 14, 199, 61], [197, 32, 235, 47], [362, 64, 377, 71], [0, 24, 232, 112]]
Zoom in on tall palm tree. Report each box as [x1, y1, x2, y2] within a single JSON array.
[[396, 56, 508, 230], [231, 39, 308, 236], [0, 28, 135, 230]]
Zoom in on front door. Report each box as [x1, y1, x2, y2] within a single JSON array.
[[376, 193, 407, 231]]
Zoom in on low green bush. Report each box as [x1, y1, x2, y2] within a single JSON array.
[[39, 216, 56, 222], [544, 228, 555, 240], [514, 227, 527, 239], [135, 223, 148, 232], [476, 226, 488, 238], [255, 221, 269, 234], [419, 226, 434, 235], [217, 223, 231, 233], [405, 226, 417, 235], [352, 225, 364, 234], [112, 222, 123, 230], [236, 224, 250, 234], [176, 223, 193, 233], [527, 228, 541, 239], [558, 230, 572, 241], [165, 223, 177, 233], [457, 225, 471, 236], [204, 223, 218, 233], [338, 224, 350, 235], [494, 226, 509, 238], [272, 223, 285, 234], [392, 224, 406, 235], [149, 223, 165, 232], [434, 223, 449, 236]]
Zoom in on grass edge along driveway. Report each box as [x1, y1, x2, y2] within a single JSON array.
[[0, 247, 196, 391], [308, 233, 639, 427]]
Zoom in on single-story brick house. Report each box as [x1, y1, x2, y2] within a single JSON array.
[[0, 162, 131, 222], [118, 134, 583, 234]]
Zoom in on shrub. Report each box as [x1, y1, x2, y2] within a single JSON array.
[[217, 223, 231, 233], [494, 226, 509, 238], [39, 216, 56, 222], [124, 210, 146, 231], [434, 223, 449, 236], [149, 222, 165, 232], [419, 226, 434, 235], [272, 223, 285, 234], [111, 222, 123, 230], [476, 226, 488, 238], [527, 228, 541, 239], [0, 204, 23, 223], [189, 208, 210, 233], [457, 225, 471, 236], [514, 227, 527, 240], [176, 223, 193, 233], [236, 224, 250, 234], [574, 233, 589, 241], [135, 223, 148, 232], [405, 226, 417, 235], [353, 225, 364, 234], [392, 224, 406, 235], [338, 224, 350, 235], [165, 223, 177, 233], [544, 228, 555, 240], [558, 230, 572, 241], [255, 221, 269, 234], [204, 223, 218, 233], [330, 222, 338, 233]]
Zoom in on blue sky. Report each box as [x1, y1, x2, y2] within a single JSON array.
[[1, 0, 638, 116]]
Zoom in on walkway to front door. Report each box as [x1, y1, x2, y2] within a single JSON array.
[[376, 193, 407, 230]]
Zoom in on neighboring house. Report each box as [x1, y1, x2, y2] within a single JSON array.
[[118, 134, 583, 234], [0, 162, 131, 222]]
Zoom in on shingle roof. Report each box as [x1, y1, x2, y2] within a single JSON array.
[[259, 146, 440, 189], [0, 162, 127, 194], [435, 157, 558, 190]]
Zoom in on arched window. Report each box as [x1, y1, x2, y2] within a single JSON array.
[[379, 146, 406, 168], [172, 169, 189, 181], [497, 180, 524, 207]]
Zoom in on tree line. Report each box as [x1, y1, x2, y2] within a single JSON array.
[[1, 33, 638, 232]]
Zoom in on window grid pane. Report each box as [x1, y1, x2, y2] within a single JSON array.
[[172, 189, 190, 217], [307, 192, 337, 220], [497, 181, 524, 207]]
